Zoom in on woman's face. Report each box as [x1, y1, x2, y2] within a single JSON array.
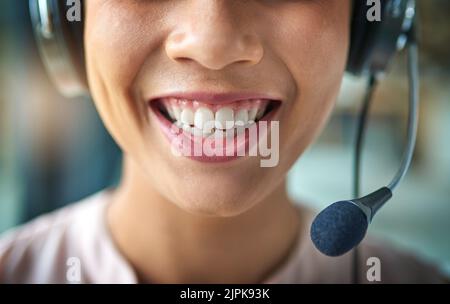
[[84, 0, 351, 216]]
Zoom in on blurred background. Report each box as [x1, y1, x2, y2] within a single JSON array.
[[1, 1, 449, 276]]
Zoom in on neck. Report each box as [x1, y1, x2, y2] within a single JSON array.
[[107, 156, 302, 283]]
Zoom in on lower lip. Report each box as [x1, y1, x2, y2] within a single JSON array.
[[149, 102, 280, 163]]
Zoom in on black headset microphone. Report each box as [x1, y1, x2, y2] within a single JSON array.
[[29, 0, 419, 268], [311, 8, 419, 258], [311, 37, 419, 257]]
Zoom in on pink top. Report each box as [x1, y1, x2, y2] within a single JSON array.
[[0, 191, 445, 284]]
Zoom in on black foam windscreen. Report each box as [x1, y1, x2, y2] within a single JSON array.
[[310, 201, 368, 257]]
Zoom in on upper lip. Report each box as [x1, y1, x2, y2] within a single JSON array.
[[148, 91, 282, 105]]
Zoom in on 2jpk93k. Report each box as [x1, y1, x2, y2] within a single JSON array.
[[224, 288, 270, 301]]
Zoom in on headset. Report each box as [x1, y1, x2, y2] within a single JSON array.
[[29, 0, 419, 283]]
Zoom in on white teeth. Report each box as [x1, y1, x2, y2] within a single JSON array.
[[248, 108, 258, 121], [194, 107, 215, 132], [215, 107, 234, 130], [166, 107, 175, 119], [256, 106, 267, 120], [180, 109, 194, 126], [183, 124, 192, 133], [175, 121, 191, 132], [214, 128, 236, 140], [163, 101, 270, 137], [172, 107, 181, 121], [235, 109, 249, 125]]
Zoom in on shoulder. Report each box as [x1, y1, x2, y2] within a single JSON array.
[[0, 192, 108, 283]]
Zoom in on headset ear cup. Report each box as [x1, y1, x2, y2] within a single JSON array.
[[347, 0, 415, 76], [347, 0, 384, 75], [347, 0, 369, 75], [64, 0, 86, 90], [29, 0, 87, 97]]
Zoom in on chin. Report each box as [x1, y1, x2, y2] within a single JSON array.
[[171, 180, 259, 218]]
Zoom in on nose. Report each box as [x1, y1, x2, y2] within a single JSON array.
[[165, 1, 264, 71]]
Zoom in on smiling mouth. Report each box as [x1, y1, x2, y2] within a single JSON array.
[[151, 97, 281, 137]]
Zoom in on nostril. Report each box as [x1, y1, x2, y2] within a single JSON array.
[[175, 57, 194, 63], [235, 59, 257, 67]]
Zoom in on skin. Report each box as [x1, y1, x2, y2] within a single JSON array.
[[84, 0, 351, 283]]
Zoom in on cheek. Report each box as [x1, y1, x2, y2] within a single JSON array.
[[270, 4, 350, 160], [86, 6, 142, 89], [84, 3, 167, 152], [85, 2, 168, 85]]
